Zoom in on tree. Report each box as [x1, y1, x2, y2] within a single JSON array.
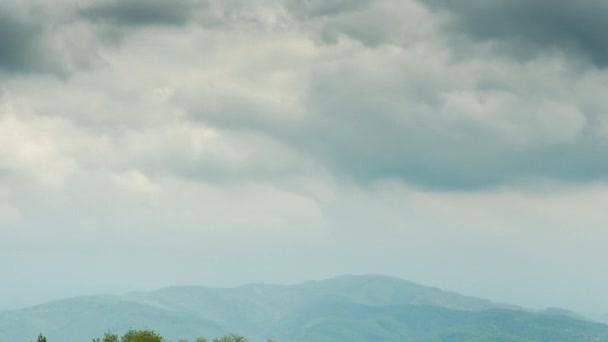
[[195, 338, 209, 342], [121, 329, 163, 342], [212, 334, 247, 342], [93, 332, 119, 342], [37, 334, 47, 342]]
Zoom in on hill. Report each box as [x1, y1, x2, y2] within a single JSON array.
[[0, 275, 606, 342]]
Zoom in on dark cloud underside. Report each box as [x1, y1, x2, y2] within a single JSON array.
[[192, 110, 608, 190], [284, 0, 371, 18], [183, 59, 606, 189], [426, 0, 608, 67], [80, 0, 202, 27], [0, 9, 52, 73]]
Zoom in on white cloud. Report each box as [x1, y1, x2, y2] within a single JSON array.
[[0, 99, 79, 187]]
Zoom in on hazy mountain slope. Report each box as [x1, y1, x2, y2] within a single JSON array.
[[118, 274, 508, 338], [282, 275, 509, 310], [0, 296, 227, 342], [0, 275, 605, 342], [132, 274, 508, 321], [271, 300, 608, 342]]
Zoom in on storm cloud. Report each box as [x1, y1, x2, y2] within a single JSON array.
[[0, 5, 57, 73], [179, 1, 608, 189], [425, 0, 608, 68], [79, 0, 204, 27]]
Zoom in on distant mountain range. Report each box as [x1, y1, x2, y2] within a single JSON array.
[[1, 275, 607, 341]]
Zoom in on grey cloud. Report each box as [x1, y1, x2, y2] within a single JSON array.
[[286, 0, 433, 48], [80, 0, 203, 27], [286, 93, 598, 190], [179, 41, 607, 190], [0, 7, 58, 74], [284, 0, 371, 19], [5, 0, 607, 190], [193, 109, 605, 190], [425, 0, 608, 68], [298, 73, 606, 189], [317, 7, 403, 46], [181, 90, 513, 189]]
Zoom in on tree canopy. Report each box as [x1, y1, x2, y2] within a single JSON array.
[[35, 328, 258, 342], [90, 330, 250, 342]]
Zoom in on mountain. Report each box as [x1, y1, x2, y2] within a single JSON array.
[[0, 275, 606, 342], [275, 301, 608, 341], [593, 313, 608, 326]]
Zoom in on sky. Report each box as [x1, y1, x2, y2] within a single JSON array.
[[1, 0, 608, 315]]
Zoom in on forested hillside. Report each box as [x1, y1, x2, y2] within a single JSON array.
[[5, 276, 608, 342]]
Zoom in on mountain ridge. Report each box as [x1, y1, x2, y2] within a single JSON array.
[[0, 274, 605, 342]]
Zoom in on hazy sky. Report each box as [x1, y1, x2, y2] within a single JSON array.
[[1, 0, 608, 314]]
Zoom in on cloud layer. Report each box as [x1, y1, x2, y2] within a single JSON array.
[[1, 0, 608, 315]]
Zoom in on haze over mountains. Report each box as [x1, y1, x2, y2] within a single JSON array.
[[2, 275, 607, 342]]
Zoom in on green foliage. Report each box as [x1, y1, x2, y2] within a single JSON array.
[[195, 338, 209, 342], [120, 329, 163, 342], [212, 334, 247, 342], [93, 332, 119, 342], [37, 333, 47, 342]]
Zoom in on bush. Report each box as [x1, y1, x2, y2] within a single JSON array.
[[93, 332, 119, 342], [121, 329, 163, 342], [212, 334, 247, 342]]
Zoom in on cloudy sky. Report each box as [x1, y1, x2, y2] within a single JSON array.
[[1, 0, 608, 315]]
